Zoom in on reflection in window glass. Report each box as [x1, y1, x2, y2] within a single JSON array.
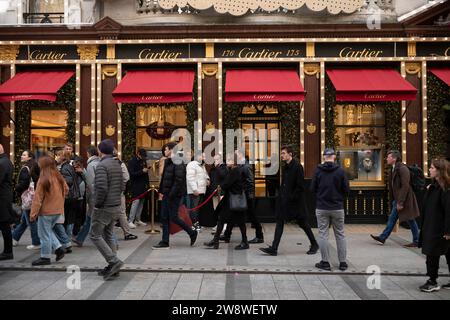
[[31, 109, 67, 158]]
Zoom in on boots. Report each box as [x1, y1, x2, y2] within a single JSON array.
[[204, 238, 219, 249]]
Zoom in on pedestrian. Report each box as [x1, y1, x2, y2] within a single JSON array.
[[114, 148, 137, 241], [371, 150, 420, 247], [260, 145, 319, 256], [309, 148, 350, 271], [152, 142, 198, 249], [72, 156, 86, 236], [72, 146, 100, 247], [0, 144, 14, 261], [222, 149, 264, 244], [186, 151, 210, 231], [418, 158, 450, 292], [204, 152, 249, 250], [57, 150, 81, 238], [12, 150, 41, 250], [29, 155, 68, 265], [127, 148, 149, 228], [205, 154, 228, 230], [90, 139, 125, 280]]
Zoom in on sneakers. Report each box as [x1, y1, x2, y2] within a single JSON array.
[[12, 240, 19, 247], [124, 233, 138, 241], [32, 257, 51, 266], [248, 237, 264, 244], [339, 262, 348, 271], [403, 242, 418, 248], [0, 253, 13, 261], [370, 234, 385, 245], [128, 222, 137, 229], [307, 243, 319, 255], [98, 265, 120, 278], [103, 260, 124, 281], [135, 220, 147, 227], [315, 261, 331, 271], [259, 246, 277, 256], [419, 280, 441, 293], [190, 230, 198, 246], [26, 245, 41, 250], [235, 242, 249, 250], [55, 247, 65, 262], [441, 282, 450, 290], [152, 242, 170, 249]]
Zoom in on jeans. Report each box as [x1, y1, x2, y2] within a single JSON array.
[[161, 197, 195, 244], [316, 209, 347, 263], [129, 199, 145, 223], [380, 201, 419, 244], [37, 215, 63, 259], [65, 224, 74, 239], [75, 215, 91, 244], [90, 207, 122, 264], [12, 209, 40, 246], [53, 224, 71, 248]]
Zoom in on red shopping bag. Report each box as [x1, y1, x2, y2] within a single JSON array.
[[169, 204, 193, 235]]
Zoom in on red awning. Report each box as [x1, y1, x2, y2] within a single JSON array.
[[327, 69, 417, 102], [225, 69, 305, 102], [0, 71, 74, 102], [430, 68, 450, 87], [112, 70, 195, 104]]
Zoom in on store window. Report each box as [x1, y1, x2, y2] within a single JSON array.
[[31, 109, 67, 158], [334, 104, 385, 185]]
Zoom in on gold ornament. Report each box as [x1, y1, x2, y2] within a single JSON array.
[[2, 125, 11, 137], [306, 123, 317, 134], [77, 45, 99, 60], [0, 45, 19, 60], [82, 124, 91, 137], [105, 125, 116, 137], [407, 122, 418, 135]]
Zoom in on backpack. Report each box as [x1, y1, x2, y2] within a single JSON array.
[[407, 164, 425, 193], [21, 166, 35, 210]]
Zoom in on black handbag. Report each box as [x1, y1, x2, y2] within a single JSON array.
[[229, 191, 247, 212]]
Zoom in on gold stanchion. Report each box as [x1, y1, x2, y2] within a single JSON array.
[[145, 185, 160, 234]]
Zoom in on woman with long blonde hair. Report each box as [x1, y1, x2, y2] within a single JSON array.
[[30, 155, 69, 266], [418, 158, 450, 292]]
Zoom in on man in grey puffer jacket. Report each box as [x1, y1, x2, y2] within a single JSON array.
[[90, 139, 125, 280]]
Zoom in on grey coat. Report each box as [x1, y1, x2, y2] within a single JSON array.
[[94, 155, 125, 209], [85, 155, 100, 216]]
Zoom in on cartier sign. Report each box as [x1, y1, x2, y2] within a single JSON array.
[[116, 44, 205, 60], [215, 43, 306, 59], [17, 45, 79, 60], [416, 42, 450, 57], [316, 42, 405, 58]]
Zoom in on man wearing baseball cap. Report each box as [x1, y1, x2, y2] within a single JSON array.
[[311, 148, 350, 271]]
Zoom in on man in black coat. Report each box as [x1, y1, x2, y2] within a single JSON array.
[[127, 148, 149, 228], [0, 144, 14, 260], [260, 145, 318, 256], [152, 142, 197, 249]]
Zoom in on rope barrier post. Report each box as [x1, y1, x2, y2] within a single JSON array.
[[145, 185, 160, 234]]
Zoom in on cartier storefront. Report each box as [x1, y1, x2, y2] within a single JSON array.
[[0, 17, 448, 222]]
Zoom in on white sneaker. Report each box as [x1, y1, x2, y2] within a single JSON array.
[[26, 245, 41, 250], [13, 240, 19, 247], [135, 220, 147, 226], [128, 222, 136, 229]]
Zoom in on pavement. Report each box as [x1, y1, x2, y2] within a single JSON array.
[[0, 223, 449, 300]]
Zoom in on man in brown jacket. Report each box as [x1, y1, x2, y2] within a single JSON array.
[[371, 150, 420, 247]]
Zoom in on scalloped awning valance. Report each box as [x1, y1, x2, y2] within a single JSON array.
[[158, 0, 365, 16]]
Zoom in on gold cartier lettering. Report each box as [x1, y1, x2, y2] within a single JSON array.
[[364, 93, 387, 99], [29, 50, 67, 60], [138, 49, 183, 60], [445, 47, 449, 57], [238, 48, 283, 59], [141, 95, 163, 101], [339, 47, 383, 58], [254, 94, 276, 100]]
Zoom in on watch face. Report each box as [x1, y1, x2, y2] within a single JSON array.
[[363, 157, 373, 172]]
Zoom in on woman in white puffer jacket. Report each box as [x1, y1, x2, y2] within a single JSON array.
[[186, 152, 210, 231]]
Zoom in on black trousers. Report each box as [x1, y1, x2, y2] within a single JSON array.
[[0, 222, 13, 254], [215, 216, 247, 244], [426, 249, 450, 282], [224, 198, 263, 239], [271, 215, 317, 251]]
